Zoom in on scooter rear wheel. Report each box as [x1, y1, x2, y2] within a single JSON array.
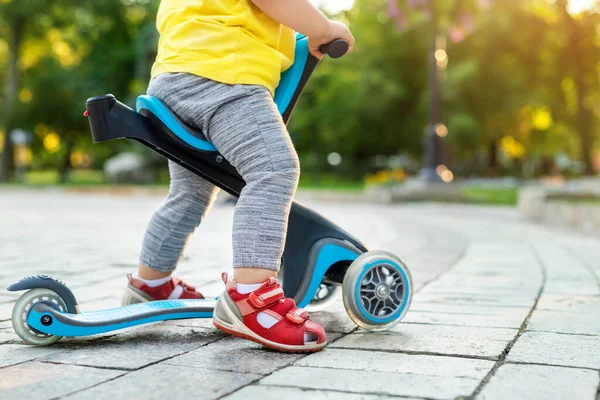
[[12, 288, 66, 346], [305, 283, 339, 313], [342, 250, 413, 331]]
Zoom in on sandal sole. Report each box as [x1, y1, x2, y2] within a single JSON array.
[[213, 297, 326, 353], [213, 320, 326, 353]]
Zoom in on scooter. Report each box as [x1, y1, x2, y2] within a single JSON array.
[[8, 36, 413, 346]]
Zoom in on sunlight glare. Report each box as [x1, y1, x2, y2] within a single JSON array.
[[311, 0, 355, 13], [568, 0, 596, 14]]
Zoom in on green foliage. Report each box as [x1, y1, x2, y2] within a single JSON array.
[[0, 0, 599, 181], [461, 186, 518, 206]]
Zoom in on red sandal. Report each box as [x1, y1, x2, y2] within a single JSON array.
[[122, 274, 204, 305], [213, 273, 327, 353]]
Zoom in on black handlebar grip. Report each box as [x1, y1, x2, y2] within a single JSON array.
[[319, 40, 349, 59]]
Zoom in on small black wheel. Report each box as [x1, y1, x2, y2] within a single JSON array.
[[342, 250, 413, 331], [305, 283, 339, 313], [12, 288, 65, 346]]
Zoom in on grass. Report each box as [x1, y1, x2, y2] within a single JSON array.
[[461, 186, 519, 206], [2, 170, 365, 191], [5, 170, 522, 207], [298, 176, 365, 192], [14, 170, 107, 186]]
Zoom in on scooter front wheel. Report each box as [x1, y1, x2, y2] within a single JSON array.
[[342, 250, 413, 331], [12, 288, 66, 346]]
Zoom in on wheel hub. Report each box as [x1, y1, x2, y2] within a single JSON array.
[[358, 263, 405, 319], [375, 283, 390, 299]]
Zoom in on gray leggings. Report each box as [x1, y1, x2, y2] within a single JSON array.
[[140, 73, 300, 272]]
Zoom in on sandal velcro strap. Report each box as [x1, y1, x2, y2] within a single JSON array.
[[286, 307, 309, 324], [248, 286, 285, 308], [236, 285, 286, 316], [172, 278, 196, 292]]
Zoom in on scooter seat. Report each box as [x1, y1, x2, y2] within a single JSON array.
[[134, 34, 310, 153], [136, 95, 217, 152]]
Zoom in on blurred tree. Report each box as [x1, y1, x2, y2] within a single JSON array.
[[291, 0, 430, 180], [0, 0, 159, 182], [556, 0, 599, 174], [387, 0, 486, 181], [1, 0, 598, 183], [0, 0, 51, 181]]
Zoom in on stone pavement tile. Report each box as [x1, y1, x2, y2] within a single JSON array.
[[166, 336, 303, 374], [163, 317, 219, 330], [0, 344, 63, 368], [403, 310, 526, 329], [0, 361, 124, 400], [78, 297, 128, 312], [421, 283, 538, 296], [412, 292, 537, 308], [507, 331, 600, 369], [73, 287, 125, 303], [478, 364, 599, 400], [408, 302, 530, 316], [41, 324, 223, 370], [259, 366, 479, 399], [296, 348, 493, 380], [0, 320, 13, 329], [0, 301, 15, 321], [527, 310, 600, 335], [307, 298, 357, 334], [536, 293, 600, 313], [544, 280, 600, 295], [223, 385, 413, 400], [533, 242, 595, 281], [331, 324, 518, 359], [62, 365, 261, 400], [423, 272, 541, 293], [0, 328, 18, 343]]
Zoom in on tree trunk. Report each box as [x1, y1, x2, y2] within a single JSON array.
[[486, 141, 499, 176], [59, 140, 75, 184], [0, 16, 25, 182], [558, 0, 595, 175], [419, 7, 444, 182]]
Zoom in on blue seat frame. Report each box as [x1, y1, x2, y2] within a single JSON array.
[[135, 34, 310, 153]]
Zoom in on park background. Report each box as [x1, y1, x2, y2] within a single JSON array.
[[0, 0, 599, 207]]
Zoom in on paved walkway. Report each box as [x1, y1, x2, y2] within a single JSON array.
[[1, 188, 599, 400]]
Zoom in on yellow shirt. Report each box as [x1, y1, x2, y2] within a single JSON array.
[[151, 0, 296, 96]]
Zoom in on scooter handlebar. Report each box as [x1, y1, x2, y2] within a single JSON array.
[[319, 39, 349, 59]]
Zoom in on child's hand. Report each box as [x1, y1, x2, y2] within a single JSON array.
[[309, 21, 355, 59], [249, 0, 355, 58]]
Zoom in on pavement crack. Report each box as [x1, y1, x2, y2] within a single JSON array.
[[40, 360, 132, 371], [53, 371, 130, 400], [466, 243, 548, 399], [215, 328, 359, 399], [505, 360, 600, 372], [525, 329, 600, 337], [564, 245, 600, 292], [258, 382, 438, 400], [390, 320, 520, 330], [52, 336, 226, 399], [290, 364, 483, 381], [327, 345, 497, 361]]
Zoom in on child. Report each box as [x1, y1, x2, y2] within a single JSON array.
[[122, 0, 354, 352]]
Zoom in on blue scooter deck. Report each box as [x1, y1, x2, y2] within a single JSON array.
[[27, 299, 216, 337]]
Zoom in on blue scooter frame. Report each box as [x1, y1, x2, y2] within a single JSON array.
[[8, 38, 414, 346]]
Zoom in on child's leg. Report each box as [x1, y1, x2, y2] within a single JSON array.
[[195, 81, 325, 351], [123, 160, 219, 303], [139, 160, 219, 275], [204, 89, 299, 277]]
